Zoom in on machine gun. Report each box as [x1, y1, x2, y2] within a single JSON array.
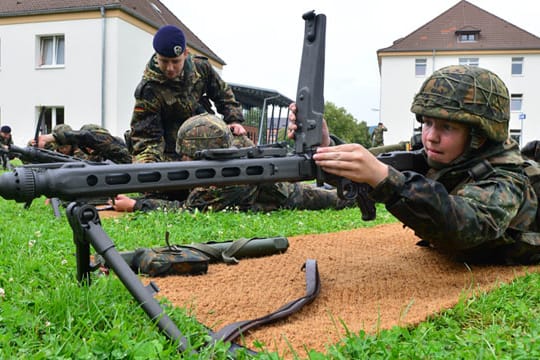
[[0, 143, 92, 165], [0, 11, 423, 356]]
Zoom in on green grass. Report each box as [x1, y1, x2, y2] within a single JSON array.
[[0, 185, 539, 359]]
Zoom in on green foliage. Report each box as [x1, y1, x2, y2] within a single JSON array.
[[324, 101, 370, 146]]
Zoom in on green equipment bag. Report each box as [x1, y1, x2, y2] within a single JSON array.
[[131, 247, 209, 277]]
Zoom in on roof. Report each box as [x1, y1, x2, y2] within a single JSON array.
[[0, 0, 225, 65], [229, 83, 293, 109], [378, 0, 540, 54]]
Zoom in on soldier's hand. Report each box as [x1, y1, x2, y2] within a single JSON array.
[[109, 194, 136, 212], [228, 123, 247, 136], [313, 143, 389, 188], [34, 134, 55, 148], [287, 102, 331, 147]]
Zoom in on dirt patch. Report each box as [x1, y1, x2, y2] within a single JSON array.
[[147, 223, 539, 358]]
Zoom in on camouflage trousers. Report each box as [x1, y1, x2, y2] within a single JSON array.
[[132, 183, 357, 213], [253, 182, 356, 212]]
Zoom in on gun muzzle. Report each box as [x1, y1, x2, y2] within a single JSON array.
[[0, 167, 38, 203]]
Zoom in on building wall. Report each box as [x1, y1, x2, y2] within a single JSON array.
[[0, 18, 105, 145], [103, 17, 154, 138], [379, 52, 540, 147]]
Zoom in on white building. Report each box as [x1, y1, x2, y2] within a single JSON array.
[[0, 0, 225, 145], [377, 0, 540, 147]]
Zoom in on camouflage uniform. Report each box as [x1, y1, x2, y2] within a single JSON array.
[[371, 123, 387, 147], [521, 140, 540, 162], [130, 54, 244, 163], [131, 114, 354, 213], [369, 65, 540, 264], [0, 134, 12, 147], [53, 124, 132, 164]]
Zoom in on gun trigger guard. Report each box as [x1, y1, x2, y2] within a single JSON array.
[[337, 178, 358, 200]]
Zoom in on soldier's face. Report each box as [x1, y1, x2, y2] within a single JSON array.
[[57, 145, 72, 155], [156, 53, 187, 80], [421, 117, 470, 164]]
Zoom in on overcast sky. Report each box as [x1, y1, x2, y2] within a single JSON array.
[[160, 0, 539, 126]]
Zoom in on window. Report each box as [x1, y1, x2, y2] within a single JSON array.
[[456, 29, 480, 43], [37, 106, 64, 133], [38, 35, 65, 67], [511, 94, 523, 112], [512, 57, 524, 76], [459, 57, 479, 67], [415, 58, 427, 76], [458, 33, 477, 42]]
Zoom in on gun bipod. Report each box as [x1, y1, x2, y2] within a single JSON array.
[[65, 202, 255, 356]]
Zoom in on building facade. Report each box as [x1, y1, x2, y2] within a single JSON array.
[[377, 0, 540, 147]]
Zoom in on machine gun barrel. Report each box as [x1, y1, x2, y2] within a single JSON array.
[[0, 153, 317, 204]]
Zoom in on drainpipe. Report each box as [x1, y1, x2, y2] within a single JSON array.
[[100, 6, 106, 127]]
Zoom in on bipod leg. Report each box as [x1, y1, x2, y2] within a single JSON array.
[[65, 202, 192, 353], [66, 202, 93, 284]]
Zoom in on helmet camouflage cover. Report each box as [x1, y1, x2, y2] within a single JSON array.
[[410, 65, 510, 142], [80, 124, 111, 135], [176, 113, 233, 158]]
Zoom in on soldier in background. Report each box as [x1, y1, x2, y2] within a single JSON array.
[[288, 65, 540, 265], [371, 122, 387, 147], [1, 125, 14, 169], [32, 124, 132, 164], [110, 114, 355, 213], [130, 24, 247, 164]]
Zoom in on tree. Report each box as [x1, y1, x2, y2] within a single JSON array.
[[275, 101, 371, 148], [324, 101, 370, 147]]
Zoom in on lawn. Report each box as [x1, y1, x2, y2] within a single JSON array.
[[0, 172, 539, 359]]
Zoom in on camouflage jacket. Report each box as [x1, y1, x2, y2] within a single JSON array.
[[0, 135, 13, 147], [53, 126, 132, 164], [370, 140, 539, 264], [130, 54, 244, 163], [133, 182, 354, 213]]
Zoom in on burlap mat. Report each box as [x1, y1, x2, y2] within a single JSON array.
[[146, 223, 539, 357]]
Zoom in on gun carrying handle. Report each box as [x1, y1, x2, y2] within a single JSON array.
[[294, 11, 326, 154]]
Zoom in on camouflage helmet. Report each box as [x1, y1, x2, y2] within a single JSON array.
[[51, 124, 74, 145], [53, 124, 73, 133], [410, 65, 510, 142], [176, 113, 233, 158], [80, 124, 110, 135]]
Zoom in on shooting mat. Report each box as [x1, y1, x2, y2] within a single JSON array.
[[147, 223, 540, 358]]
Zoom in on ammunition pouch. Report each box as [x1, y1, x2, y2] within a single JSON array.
[[131, 247, 209, 276]]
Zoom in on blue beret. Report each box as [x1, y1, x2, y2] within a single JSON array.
[[1, 125, 11, 133], [153, 25, 186, 57]]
